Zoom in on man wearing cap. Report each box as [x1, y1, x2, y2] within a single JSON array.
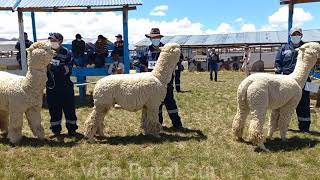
[[136, 28, 183, 129], [47, 33, 78, 136], [72, 34, 86, 67], [207, 48, 220, 81], [274, 27, 311, 132], [113, 34, 124, 63], [15, 32, 33, 69]]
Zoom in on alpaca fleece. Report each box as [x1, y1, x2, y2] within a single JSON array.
[[84, 43, 181, 142], [232, 42, 320, 151], [0, 42, 54, 143]]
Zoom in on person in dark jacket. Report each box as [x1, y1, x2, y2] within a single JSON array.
[[207, 48, 220, 81], [175, 53, 184, 92], [274, 27, 311, 132], [136, 28, 183, 129], [72, 34, 86, 67], [113, 34, 124, 63], [15, 32, 33, 68], [94, 35, 108, 68], [46, 33, 78, 136]]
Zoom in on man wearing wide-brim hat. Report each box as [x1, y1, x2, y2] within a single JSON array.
[[134, 28, 183, 129], [274, 27, 311, 132]]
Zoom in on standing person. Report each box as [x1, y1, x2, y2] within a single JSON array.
[[207, 48, 220, 81], [175, 53, 184, 92], [241, 46, 251, 76], [94, 35, 108, 68], [136, 28, 183, 129], [113, 34, 124, 63], [72, 34, 86, 67], [15, 32, 33, 69], [274, 27, 310, 132], [46, 33, 78, 136]]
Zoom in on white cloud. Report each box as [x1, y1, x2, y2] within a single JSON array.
[[0, 12, 212, 43], [235, 17, 244, 22], [149, 5, 168, 17], [261, 6, 313, 31], [240, 24, 256, 32], [205, 23, 233, 34]]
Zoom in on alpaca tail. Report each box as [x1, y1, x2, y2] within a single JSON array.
[[237, 78, 253, 103]]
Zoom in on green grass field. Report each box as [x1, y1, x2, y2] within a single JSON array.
[[1, 71, 320, 179]]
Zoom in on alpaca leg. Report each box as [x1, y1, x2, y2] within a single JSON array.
[[232, 104, 249, 141], [0, 111, 8, 134], [267, 109, 280, 139], [143, 106, 162, 137], [25, 107, 45, 140], [248, 108, 269, 152], [96, 107, 110, 137], [7, 112, 23, 144], [84, 105, 108, 142], [140, 106, 148, 130], [279, 104, 296, 141]]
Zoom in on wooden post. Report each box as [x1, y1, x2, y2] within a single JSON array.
[[288, 0, 294, 42], [123, 7, 130, 74], [31, 11, 37, 42], [18, 11, 27, 74]]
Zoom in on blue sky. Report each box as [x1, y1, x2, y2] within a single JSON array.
[[0, 0, 319, 43]]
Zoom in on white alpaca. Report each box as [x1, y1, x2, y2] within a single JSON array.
[[232, 42, 320, 151], [0, 42, 54, 143], [84, 43, 181, 141]]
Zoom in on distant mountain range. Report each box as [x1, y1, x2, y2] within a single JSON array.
[[0, 38, 17, 41]]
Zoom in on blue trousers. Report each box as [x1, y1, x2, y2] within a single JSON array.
[[46, 84, 78, 134], [209, 62, 218, 81], [175, 70, 181, 92], [159, 79, 182, 128], [296, 88, 311, 131]]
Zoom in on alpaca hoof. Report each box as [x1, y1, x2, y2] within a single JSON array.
[[258, 143, 270, 152], [36, 129, 45, 140], [87, 137, 96, 144], [8, 134, 22, 144]]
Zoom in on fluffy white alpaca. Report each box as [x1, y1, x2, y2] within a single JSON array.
[[232, 42, 320, 151], [84, 43, 181, 141], [0, 42, 54, 143]]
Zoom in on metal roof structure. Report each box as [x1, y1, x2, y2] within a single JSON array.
[[135, 29, 320, 47], [280, 0, 320, 4], [0, 0, 142, 11], [0, 0, 19, 10]]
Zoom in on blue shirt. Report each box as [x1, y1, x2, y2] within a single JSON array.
[[275, 42, 303, 75]]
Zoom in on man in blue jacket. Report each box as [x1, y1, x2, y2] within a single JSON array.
[[47, 33, 78, 136], [274, 27, 311, 132], [136, 28, 183, 129]]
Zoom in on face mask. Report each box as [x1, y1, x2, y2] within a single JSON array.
[[51, 42, 60, 50], [291, 35, 302, 44], [151, 39, 161, 46], [77, 38, 81, 41]]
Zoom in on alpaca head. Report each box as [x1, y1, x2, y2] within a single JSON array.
[[26, 41, 55, 71], [296, 42, 320, 68], [152, 43, 181, 83]]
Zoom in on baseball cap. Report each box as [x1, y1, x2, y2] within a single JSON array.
[[290, 27, 302, 35]]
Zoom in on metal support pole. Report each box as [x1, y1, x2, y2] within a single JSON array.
[[18, 11, 27, 74], [123, 8, 130, 74], [31, 11, 37, 42], [288, 0, 294, 42]]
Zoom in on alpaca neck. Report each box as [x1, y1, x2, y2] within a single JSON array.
[[152, 57, 176, 84], [290, 59, 311, 88], [22, 68, 47, 95]]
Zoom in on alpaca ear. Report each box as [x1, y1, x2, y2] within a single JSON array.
[[296, 47, 305, 52]]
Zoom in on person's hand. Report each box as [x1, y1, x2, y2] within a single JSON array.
[[64, 65, 70, 75]]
